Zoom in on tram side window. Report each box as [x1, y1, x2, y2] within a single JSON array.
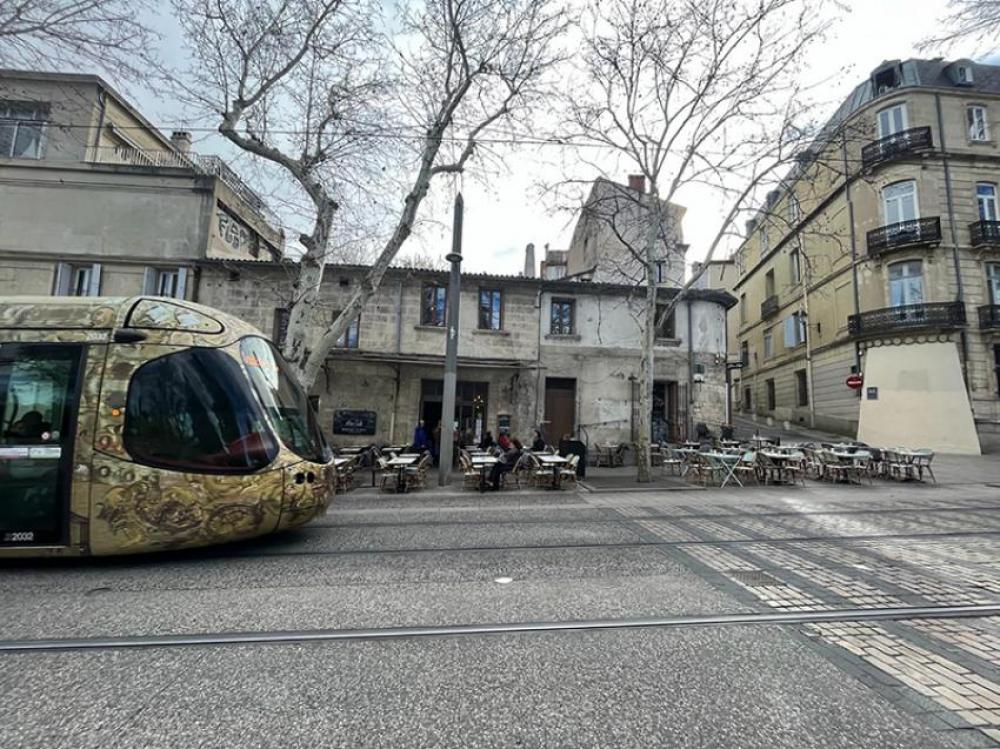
[[124, 348, 278, 472], [239, 337, 330, 463]]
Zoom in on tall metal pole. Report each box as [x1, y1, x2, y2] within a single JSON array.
[[438, 193, 464, 486]]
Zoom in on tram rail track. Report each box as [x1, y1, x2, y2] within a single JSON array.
[[322, 505, 1000, 528], [3, 603, 1000, 654], [204, 528, 1000, 559], [316, 503, 1000, 529]]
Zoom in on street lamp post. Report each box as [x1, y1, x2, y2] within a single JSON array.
[[438, 193, 464, 486]]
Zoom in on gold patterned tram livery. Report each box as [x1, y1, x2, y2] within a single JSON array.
[[0, 296, 335, 557]]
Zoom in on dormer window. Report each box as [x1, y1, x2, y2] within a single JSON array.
[[873, 65, 900, 95], [946, 60, 976, 86]]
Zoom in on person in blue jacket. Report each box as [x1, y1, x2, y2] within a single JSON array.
[[412, 420, 432, 453]]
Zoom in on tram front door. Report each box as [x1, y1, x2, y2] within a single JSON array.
[[0, 343, 82, 546]]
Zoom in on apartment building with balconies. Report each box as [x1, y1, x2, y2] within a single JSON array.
[[0, 70, 283, 300], [729, 58, 1000, 454]]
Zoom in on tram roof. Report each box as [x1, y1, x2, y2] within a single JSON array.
[[0, 296, 264, 345]]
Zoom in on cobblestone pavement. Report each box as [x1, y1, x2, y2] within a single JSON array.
[[4, 466, 1000, 747], [603, 484, 1000, 748]]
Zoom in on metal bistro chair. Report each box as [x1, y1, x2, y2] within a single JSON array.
[[734, 450, 759, 485], [376, 456, 399, 493], [531, 453, 556, 489], [509, 452, 534, 489], [559, 454, 580, 488], [459, 453, 481, 490], [800, 447, 824, 481], [884, 449, 913, 482], [687, 453, 722, 486], [661, 447, 684, 477], [336, 456, 357, 493], [909, 449, 936, 483], [816, 450, 849, 483], [404, 453, 432, 491], [757, 452, 790, 485]]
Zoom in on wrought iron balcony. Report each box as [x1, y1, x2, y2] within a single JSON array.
[[979, 305, 1000, 330], [867, 217, 942, 257], [970, 220, 1000, 248], [861, 126, 934, 169], [760, 295, 780, 319], [848, 301, 966, 337]]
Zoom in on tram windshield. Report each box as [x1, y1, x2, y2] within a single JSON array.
[[239, 337, 330, 464], [125, 347, 278, 472]]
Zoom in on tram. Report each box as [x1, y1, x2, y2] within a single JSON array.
[[0, 296, 334, 557]]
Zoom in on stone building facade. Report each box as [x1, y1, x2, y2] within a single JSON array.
[[729, 58, 1000, 454], [0, 69, 735, 450], [196, 261, 733, 448], [0, 70, 283, 301], [565, 176, 688, 286]]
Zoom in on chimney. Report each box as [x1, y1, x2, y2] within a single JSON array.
[[524, 242, 536, 278], [170, 130, 192, 155], [627, 174, 646, 193]]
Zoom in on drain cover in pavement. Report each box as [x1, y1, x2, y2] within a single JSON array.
[[728, 571, 783, 587]]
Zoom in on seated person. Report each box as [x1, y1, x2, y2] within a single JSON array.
[[530, 430, 546, 452], [497, 433, 511, 451], [489, 438, 523, 490], [479, 430, 495, 450], [7, 410, 50, 442]]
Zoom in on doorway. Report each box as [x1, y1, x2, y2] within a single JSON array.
[[544, 377, 576, 443], [420, 379, 488, 446], [0, 343, 83, 546], [653, 380, 680, 442]]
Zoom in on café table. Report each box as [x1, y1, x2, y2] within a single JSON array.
[[536, 454, 569, 489], [701, 451, 742, 487], [470, 455, 498, 492], [386, 455, 419, 493]]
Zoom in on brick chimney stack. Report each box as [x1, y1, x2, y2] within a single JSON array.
[[627, 174, 646, 193], [170, 130, 193, 155], [524, 242, 536, 278]]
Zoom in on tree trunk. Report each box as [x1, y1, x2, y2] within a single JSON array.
[[281, 198, 336, 374], [635, 186, 660, 483]]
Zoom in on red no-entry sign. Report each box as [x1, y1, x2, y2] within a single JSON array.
[[846, 374, 864, 390]]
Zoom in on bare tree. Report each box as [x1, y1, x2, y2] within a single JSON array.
[[0, 0, 157, 79], [557, 0, 830, 481], [171, 0, 564, 388], [922, 0, 1000, 56]]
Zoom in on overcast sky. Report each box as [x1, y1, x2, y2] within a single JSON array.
[[125, 0, 994, 276]]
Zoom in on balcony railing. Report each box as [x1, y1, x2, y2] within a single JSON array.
[[970, 220, 1000, 248], [91, 145, 275, 225], [861, 126, 934, 169], [848, 301, 966, 337], [979, 305, 1000, 329], [760, 295, 779, 319], [867, 217, 942, 257], [92, 145, 196, 170]]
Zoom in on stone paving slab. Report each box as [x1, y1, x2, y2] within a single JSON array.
[[0, 627, 974, 749]]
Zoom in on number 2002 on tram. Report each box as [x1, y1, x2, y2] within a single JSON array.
[[0, 296, 335, 557]]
